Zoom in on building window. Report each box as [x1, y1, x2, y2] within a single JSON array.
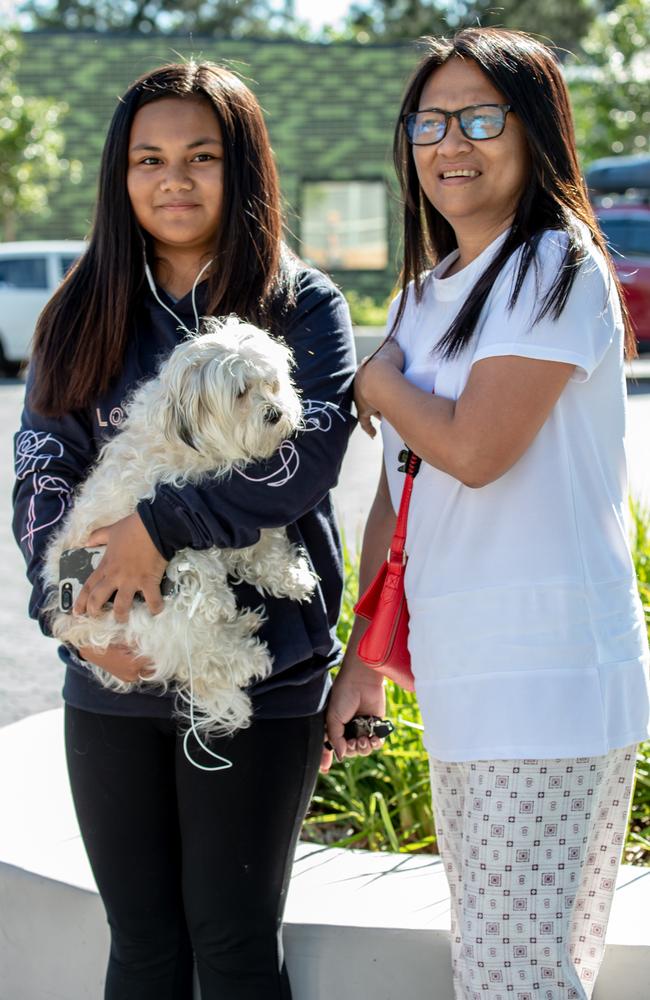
[[301, 181, 388, 270]]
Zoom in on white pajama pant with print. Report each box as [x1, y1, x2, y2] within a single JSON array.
[[428, 747, 637, 1000]]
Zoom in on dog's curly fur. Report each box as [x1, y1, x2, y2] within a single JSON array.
[[42, 317, 317, 734]]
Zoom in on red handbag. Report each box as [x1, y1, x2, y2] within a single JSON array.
[[353, 449, 420, 690]]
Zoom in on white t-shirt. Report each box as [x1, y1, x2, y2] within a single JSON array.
[[381, 227, 650, 761]]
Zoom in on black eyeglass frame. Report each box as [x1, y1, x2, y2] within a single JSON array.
[[402, 103, 513, 146]]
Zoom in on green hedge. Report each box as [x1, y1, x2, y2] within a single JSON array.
[[305, 502, 650, 865]]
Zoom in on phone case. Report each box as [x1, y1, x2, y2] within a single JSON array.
[[58, 546, 176, 613]]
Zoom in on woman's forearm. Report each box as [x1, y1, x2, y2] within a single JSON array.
[[362, 354, 574, 489], [363, 363, 462, 480]]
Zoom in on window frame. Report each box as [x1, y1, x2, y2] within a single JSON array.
[[299, 177, 389, 272]]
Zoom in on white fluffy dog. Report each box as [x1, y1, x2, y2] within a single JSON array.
[[43, 317, 317, 735]]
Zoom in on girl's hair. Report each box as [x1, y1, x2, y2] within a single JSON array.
[[392, 27, 636, 359], [31, 61, 295, 416]]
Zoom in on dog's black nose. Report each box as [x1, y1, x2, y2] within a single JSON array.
[[265, 407, 281, 424]]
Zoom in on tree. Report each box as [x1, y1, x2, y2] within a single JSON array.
[[18, 0, 297, 36], [567, 0, 650, 163], [0, 30, 81, 240], [337, 0, 611, 54]]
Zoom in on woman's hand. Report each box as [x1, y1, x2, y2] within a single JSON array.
[[73, 512, 169, 622], [76, 643, 154, 684], [321, 649, 387, 773], [355, 339, 405, 438]]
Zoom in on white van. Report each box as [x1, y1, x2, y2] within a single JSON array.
[[0, 240, 86, 374]]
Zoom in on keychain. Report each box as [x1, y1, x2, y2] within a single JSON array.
[[323, 715, 395, 751]]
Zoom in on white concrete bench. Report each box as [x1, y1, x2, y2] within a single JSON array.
[[1, 709, 648, 1000]]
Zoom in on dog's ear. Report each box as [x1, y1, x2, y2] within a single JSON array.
[[177, 413, 199, 452], [161, 399, 199, 451]]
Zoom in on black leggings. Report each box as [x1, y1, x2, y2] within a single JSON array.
[[64, 705, 325, 1000]]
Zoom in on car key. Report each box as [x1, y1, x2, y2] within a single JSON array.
[[323, 715, 395, 751]]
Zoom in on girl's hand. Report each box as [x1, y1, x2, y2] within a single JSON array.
[[321, 650, 387, 772], [73, 512, 169, 622], [355, 340, 405, 438], [76, 643, 154, 684]]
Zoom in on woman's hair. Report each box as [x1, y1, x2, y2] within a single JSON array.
[[31, 61, 295, 416], [392, 27, 636, 359]]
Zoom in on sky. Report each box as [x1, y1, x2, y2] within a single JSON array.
[[294, 0, 354, 31], [0, 0, 358, 31]]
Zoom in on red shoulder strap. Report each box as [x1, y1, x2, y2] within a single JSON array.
[[388, 450, 421, 566]]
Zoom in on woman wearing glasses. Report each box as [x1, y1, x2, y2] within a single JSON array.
[[323, 27, 650, 999]]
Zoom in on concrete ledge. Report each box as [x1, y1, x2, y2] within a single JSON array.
[[1, 710, 649, 999]]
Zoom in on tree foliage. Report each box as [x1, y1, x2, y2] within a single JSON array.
[[18, 0, 296, 36], [0, 30, 81, 240], [567, 0, 650, 163], [337, 0, 612, 52]]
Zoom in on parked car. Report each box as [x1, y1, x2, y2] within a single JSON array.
[[595, 206, 650, 350], [0, 240, 86, 375], [586, 154, 650, 195]]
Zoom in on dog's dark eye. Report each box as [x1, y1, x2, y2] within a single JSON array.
[[236, 385, 247, 399]]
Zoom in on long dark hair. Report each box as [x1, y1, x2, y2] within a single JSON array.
[[392, 28, 636, 359], [31, 61, 294, 416]]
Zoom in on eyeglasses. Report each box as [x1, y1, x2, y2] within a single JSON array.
[[402, 104, 512, 146]]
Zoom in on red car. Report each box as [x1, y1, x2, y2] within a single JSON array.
[[586, 156, 650, 350], [596, 202, 650, 351], [595, 205, 650, 350]]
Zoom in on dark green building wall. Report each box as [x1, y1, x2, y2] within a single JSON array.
[[16, 32, 419, 301]]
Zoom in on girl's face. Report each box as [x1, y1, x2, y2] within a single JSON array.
[[412, 57, 530, 235], [127, 96, 224, 256]]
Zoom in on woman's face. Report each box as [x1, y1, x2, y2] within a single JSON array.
[[127, 96, 224, 256], [412, 57, 530, 234]]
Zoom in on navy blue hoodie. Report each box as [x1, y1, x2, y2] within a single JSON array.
[[12, 265, 356, 720]]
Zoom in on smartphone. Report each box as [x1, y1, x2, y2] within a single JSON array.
[[58, 545, 176, 613]]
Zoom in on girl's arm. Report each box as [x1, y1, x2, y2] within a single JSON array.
[[12, 369, 93, 634], [12, 372, 154, 681]]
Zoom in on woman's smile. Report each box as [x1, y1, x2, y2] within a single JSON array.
[[437, 167, 482, 185], [157, 201, 201, 211]]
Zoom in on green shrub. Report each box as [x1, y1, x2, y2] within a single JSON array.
[[345, 290, 390, 328], [306, 514, 650, 865], [627, 501, 650, 864]]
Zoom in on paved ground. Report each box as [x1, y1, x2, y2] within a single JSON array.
[[1, 376, 649, 728]]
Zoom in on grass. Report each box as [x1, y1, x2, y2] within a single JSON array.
[[305, 507, 650, 865]]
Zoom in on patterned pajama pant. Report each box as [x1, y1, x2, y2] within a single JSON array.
[[428, 747, 637, 1000]]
